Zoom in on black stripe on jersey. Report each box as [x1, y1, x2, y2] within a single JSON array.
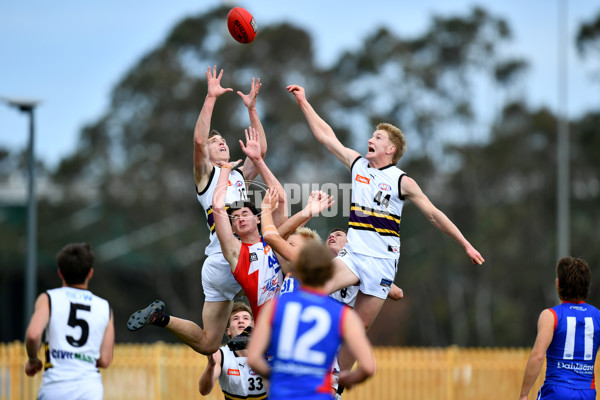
[[351, 203, 401, 220], [398, 173, 406, 201], [197, 166, 216, 196], [350, 155, 362, 172], [234, 167, 244, 180], [222, 390, 267, 400], [378, 163, 395, 171], [219, 348, 224, 370], [348, 223, 400, 237]]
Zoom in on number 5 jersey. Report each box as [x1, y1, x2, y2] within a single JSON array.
[[42, 287, 111, 384]]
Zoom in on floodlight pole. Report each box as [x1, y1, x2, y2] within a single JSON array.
[[557, 0, 570, 259], [2, 98, 39, 331]]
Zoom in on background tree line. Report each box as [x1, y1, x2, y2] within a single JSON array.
[[1, 5, 599, 347]]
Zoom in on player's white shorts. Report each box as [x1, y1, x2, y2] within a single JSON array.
[[335, 247, 397, 300], [201, 253, 242, 302], [330, 285, 358, 308], [38, 377, 103, 400]]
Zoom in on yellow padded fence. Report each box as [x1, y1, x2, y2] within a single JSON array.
[[1, 342, 557, 400]]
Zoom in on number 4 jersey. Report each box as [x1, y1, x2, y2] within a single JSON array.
[[544, 301, 600, 389], [347, 156, 405, 259], [42, 287, 110, 384]]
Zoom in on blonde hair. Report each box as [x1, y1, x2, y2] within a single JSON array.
[[291, 227, 322, 243], [377, 122, 406, 164]]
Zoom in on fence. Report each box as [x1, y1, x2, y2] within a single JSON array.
[[1, 342, 550, 399]]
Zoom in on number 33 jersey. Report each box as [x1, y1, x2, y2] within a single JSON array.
[[267, 288, 348, 400], [347, 156, 406, 259], [42, 287, 110, 383], [545, 302, 600, 389]]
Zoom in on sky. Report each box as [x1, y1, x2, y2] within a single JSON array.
[[1, 0, 599, 169]]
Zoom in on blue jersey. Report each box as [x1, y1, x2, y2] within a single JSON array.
[[267, 287, 348, 400], [543, 302, 600, 390]]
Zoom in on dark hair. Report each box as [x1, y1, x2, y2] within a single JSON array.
[[293, 241, 333, 287], [227, 200, 260, 217], [328, 227, 347, 235], [228, 302, 253, 328], [557, 257, 591, 302], [56, 243, 95, 285], [208, 130, 223, 140]]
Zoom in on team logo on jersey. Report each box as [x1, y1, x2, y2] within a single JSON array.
[[227, 368, 241, 376], [355, 174, 370, 184], [249, 252, 258, 262], [570, 305, 587, 311], [338, 249, 347, 257], [235, 180, 243, 187], [378, 183, 392, 191]]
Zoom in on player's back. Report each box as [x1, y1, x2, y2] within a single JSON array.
[[267, 287, 347, 400], [42, 287, 110, 384], [544, 302, 600, 389]]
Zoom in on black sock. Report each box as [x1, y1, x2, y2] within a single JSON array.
[[336, 385, 345, 395], [151, 313, 170, 328]]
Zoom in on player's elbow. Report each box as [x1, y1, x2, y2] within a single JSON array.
[[96, 355, 113, 369], [362, 358, 377, 378], [199, 382, 212, 396]]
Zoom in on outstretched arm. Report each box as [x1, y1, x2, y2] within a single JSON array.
[[287, 84, 360, 170], [401, 176, 485, 265], [212, 164, 242, 271], [199, 350, 223, 395], [194, 66, 233, 192], [262, 189, 334, 273], [24, 293, 50, 377], [238, 77, 267, 181], [518, 309, 554, 400], [240, 126, 288, 224]]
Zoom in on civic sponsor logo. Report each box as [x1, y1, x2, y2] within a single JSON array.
[[50, 348, 96, 364], [378, 183, 392, 191], [355, 175, 370, 184]]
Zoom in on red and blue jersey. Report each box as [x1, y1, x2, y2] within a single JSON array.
[[267, 287, 348, 400], [544, 302, 600, 390]]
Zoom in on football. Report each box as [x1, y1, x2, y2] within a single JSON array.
[[227, 7, 257, 44]]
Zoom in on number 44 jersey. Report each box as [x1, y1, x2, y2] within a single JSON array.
[[42, 287, 110, 384], [544, 302, 600, 389]]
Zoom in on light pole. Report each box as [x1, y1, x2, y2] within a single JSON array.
[[2, 97, 41, 330], [557, 0, 570, 259]]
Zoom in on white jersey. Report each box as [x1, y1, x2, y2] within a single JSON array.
[[347, 156, 406, 259], [41, 287, 110, 385], [218, 346, 266, 400], [197, 166, 247, 256]]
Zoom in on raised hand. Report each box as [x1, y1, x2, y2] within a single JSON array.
[[286, 84, 306, 104], [261, 187, 279, 212], [206, 65, 233, 99], [239, 126, 262, 161], [304, 190, 335, 217], [237, 77, 262, 109]]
